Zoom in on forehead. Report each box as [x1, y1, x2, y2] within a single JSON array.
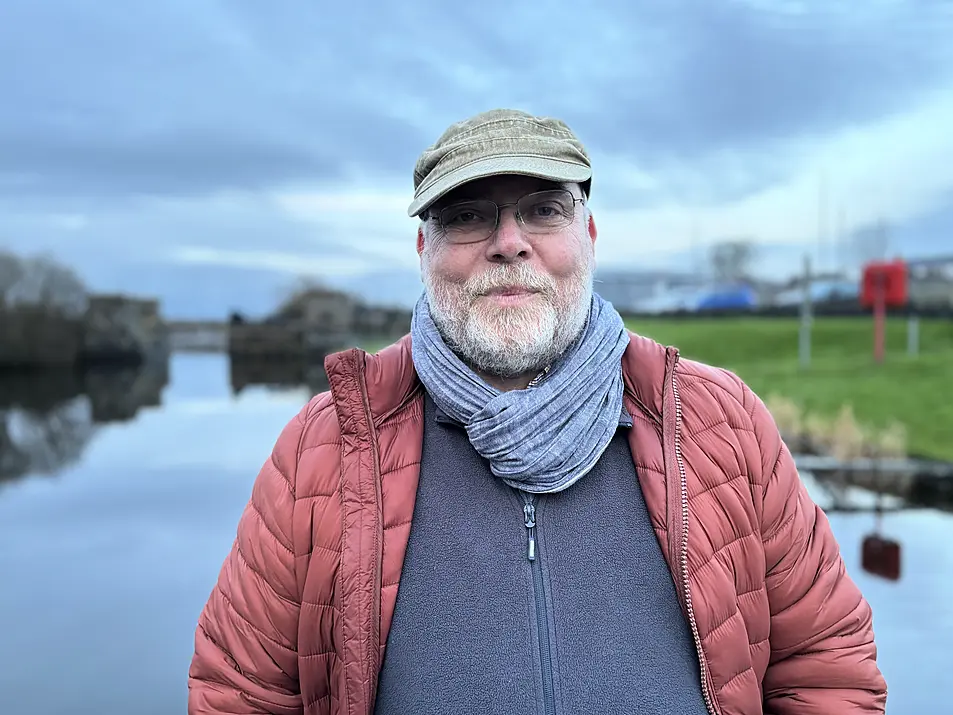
[[438, 175, 568, 205]]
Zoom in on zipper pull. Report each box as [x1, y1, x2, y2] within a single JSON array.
[[523, 503, 536, 528], [523, 502, 537, 561]]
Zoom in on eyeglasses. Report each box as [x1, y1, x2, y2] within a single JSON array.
[[423, 189, 585, 244]]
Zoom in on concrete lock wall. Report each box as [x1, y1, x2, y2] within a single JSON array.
[[229, 322, 307, 357], [82, 295, 167, 362]]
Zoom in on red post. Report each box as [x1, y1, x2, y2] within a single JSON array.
[[873, 276, 886, 364], [861, 259, 907, 363]]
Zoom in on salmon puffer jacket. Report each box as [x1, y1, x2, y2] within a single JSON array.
[[188, 333, 886, 715]]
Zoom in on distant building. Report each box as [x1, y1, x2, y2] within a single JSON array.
[[595, 269, 707, 314], [82, 294, 167, 362], [908, 260, 953, 310], [270, 286, 359, 334], [770, 278, 859, 307]]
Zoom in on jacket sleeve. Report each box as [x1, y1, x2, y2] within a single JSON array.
[[745, 386, 888, 714], [187, 403, 309, 715]]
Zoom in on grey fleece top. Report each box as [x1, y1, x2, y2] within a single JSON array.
[[373, 394, 709, 715]]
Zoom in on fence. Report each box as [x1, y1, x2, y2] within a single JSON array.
[[619, 300, 953, 321]]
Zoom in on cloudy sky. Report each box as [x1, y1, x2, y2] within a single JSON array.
[[2, 0, 952, 316]]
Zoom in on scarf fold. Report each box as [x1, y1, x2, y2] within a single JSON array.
[[410, 292, 630, 494]]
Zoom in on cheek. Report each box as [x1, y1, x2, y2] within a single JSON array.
[[424, 245, 480, 284], [540, 239, 590, 278]]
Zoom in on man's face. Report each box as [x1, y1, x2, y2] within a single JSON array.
[[418, 175, 597, 379]]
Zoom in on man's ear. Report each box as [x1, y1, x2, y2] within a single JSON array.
[[587, 210, 598, 247], [417, 224, 425, 256]]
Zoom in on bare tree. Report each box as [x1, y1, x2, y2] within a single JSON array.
[[1, 251, 88, 317], [0, 250, 25, 309], [708, 239, 757, 284]]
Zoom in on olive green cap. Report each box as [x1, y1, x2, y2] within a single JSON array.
[[407, 108, 592, 218]]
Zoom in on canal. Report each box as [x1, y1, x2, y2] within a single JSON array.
[[0, 353, 948, 714]]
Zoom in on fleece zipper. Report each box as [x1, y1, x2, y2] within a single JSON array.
[[520, 492, 557, 715]]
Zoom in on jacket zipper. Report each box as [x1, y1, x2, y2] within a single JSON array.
[[357, 358, 384, 715], [671, 360, 720, 715], [521, 493, 557, 715]]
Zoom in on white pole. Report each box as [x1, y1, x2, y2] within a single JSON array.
[[908, 314, 920, 356], [799, 254, 813, 369]]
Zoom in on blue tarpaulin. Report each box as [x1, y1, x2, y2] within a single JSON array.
[[696, 285, 757, 311]]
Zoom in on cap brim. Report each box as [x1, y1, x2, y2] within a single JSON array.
[[407, 155, 592, 218]]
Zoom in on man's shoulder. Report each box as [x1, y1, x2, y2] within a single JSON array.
[[324, 335, 419, 422], [676, 356, 748, 407], [674, 355, 784, 481], [274, 336, 419, 498], [674, 355, 777, 439], [622, 331, 755, 425]]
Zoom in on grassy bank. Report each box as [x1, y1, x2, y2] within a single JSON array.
[[626, 317, 953, 461]]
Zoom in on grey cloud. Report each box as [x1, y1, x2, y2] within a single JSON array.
[[431, 0, 953, 208], [555, 1, 953, 158], [0, 129, 341, 198], [383, 4, 952, 176], [4, 0, 952, 206], [0, 192, 358, 258], [591, 150, 798, 211], [0, 1, 433, 200]]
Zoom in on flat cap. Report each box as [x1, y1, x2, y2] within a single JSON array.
[[407, 108, 592, 217]]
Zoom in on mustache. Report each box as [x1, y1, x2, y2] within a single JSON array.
[[465, 264, 557, 297]]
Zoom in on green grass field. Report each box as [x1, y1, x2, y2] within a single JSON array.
[[625, 316, 953, 461]]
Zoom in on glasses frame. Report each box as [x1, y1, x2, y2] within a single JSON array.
[[422, 188, 586, 244]]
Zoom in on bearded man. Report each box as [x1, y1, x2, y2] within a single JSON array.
[[188, 109, 887, 715]]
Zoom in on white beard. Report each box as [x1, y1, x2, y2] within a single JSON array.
[[422, 251, 594, 379]]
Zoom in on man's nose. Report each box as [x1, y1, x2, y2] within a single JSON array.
[[485, 208, 532, 262]]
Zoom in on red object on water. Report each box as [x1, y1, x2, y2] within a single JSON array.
[[861, 535, 902, 581]]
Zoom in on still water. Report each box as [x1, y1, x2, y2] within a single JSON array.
[[0, 353, 949, 714]]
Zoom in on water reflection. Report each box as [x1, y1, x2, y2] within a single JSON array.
[[822, 499, 905, 583], [0, 361, 169, 487], [229, 354, 330, 396], [0, 354, 331, 489]]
